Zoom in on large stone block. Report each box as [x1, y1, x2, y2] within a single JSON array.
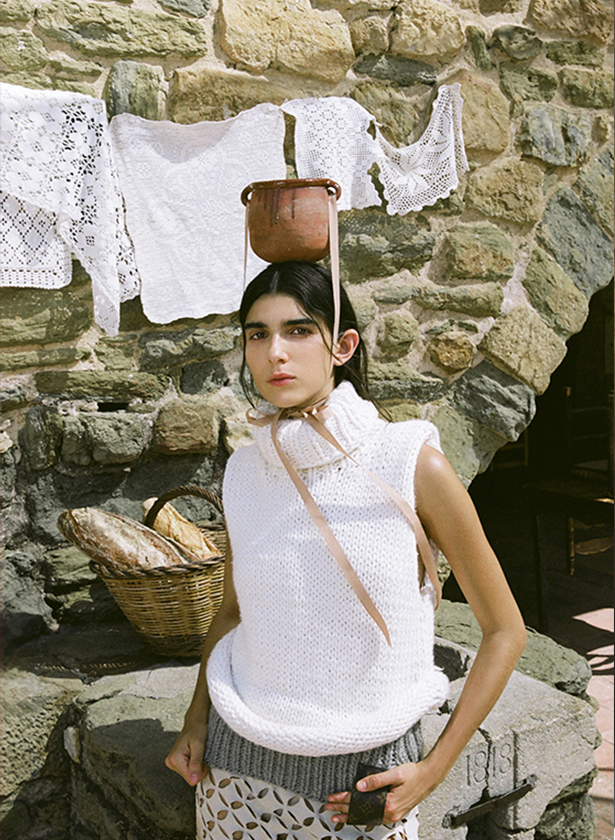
[[22, 405, 63, 471], [349, 17, 389, 56], [35, 371, 168, 401], [168, 65, 291, 124], [0, 28, 48, 70], [370, 359, 448, 402], [412, 280, 504, 317], [545, 39, 603, 67], [491, 25, 542, 61], [153, 398, 218, 454], [377, 309, 420, 355], [1, 668, 82, 798], [353, 54, 436, 87], [35, 0, 210, 57], [450, 361, 535, 441], [466, 26, 494, 72], [466, 159, 544, 225], [351, 82, 430, 146], [537, 187, 614, 298], [522, 247, 589, 338], [479, 306, 567, 395], [219, 0, 354, 83], [339, 209, 436, 281], [1, 551, 57, 648], [560, 67, 614, 109], [574, 145, 614, 236], [104, 60, 165, 120], [499, 62, 558, 102], [431, 405, 506, 482], [82, 414, 150, 465], [390, 0, 465, 61], [442, 223, 514, 283], [1, 346, 90, 372], [518, 104, 594, 167], [0, 287, 91, 347], [529, 0, 613, 44], [0, 0, 35, 21], [139, 326, 238, 371], [447, 71, 509, 154]]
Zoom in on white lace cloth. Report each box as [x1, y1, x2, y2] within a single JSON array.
[[0, 83, 140, 336], [283, 85, 468, 215], [109, 104, 287, 324]]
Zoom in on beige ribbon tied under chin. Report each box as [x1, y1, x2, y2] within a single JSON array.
[[247, 403, 442, 646]]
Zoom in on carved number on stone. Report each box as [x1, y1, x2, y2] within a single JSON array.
[[467, 742, 513, 786]]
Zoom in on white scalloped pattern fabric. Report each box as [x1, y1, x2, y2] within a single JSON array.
[[283, 85, 468, 216], [0, 83, 140, 336]]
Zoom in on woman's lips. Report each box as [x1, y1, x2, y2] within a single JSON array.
[[268, 374, 295, 386]]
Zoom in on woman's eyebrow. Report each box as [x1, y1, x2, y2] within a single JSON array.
[[244, 317, 316, 330]]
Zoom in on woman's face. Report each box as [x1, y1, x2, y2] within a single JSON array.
[[243, 294, 337, 409]]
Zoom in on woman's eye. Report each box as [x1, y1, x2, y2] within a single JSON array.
[[247, 331, 265, 340], [291, 327, 311, 336]]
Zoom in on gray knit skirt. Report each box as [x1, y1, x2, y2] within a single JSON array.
[[196, 767, 419, 840]]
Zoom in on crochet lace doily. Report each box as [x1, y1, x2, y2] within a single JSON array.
[[0, 83, 140, 336], [282, 97, 381, 212], [283, 85, 468, 216], [110, 103, 287, 323]]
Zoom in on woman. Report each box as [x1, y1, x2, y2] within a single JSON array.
[[166, 261, 526, 839]]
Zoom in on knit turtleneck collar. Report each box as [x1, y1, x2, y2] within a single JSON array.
[[250, 381, 383, 470]]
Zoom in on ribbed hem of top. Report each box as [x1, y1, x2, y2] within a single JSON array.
[[205, 705, 423, 803]]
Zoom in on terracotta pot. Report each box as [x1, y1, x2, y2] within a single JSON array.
[[241, 178, 342, 263]]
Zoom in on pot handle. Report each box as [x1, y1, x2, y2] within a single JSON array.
[[241, 178, 342, 206]]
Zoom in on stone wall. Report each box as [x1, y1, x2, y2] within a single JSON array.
[[0, 0, 613, 837]]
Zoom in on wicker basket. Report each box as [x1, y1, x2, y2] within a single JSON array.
[[90, 485, 226, 658]]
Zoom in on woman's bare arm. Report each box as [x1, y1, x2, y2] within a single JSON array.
[[327, 444, 526, 823], [165, 540, 240, 786]]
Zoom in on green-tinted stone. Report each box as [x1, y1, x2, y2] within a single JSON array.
[[35, 371, 168, 400], [431, 405, 506, 482], [0, 70, 52, 88], [546, 40, 603, 67], [35, 0, 210, 58], [517, 104, 593, 167], [139, 326, 238, 371], [353, 54, 436, 86], [1, 347, 90, 371], [537, 187, 614, 298], [450, 360, 536, 440], [412, 282, 504, 318], [442, 223, 514, 282], [82, 414, 149, 464], [377, 309, 420, 355], [370, 359, 447, 402], [478, 0, 525, 13], [466, 26, 494, 72], [0, 28, 48, 70], [158, 0, 209, 16], [574, 145, 614, 236], [23, 405, 63, 471], [95, 336, 137, 371], [523, 247, 589, 338], [499, 62, 558, 101], [351, 82, 428, 147], [338, 209, 435, 282], [560, 67, 614, 109], [0, 385, 28, 412], [0, 288, 91, 347], [153, 398, 217, 454], [104, 60, 164, 120], [491, 25, 542, 61]]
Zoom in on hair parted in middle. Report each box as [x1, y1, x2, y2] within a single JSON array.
[[238, 261, 376, 408]]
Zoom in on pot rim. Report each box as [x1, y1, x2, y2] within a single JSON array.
[[241, 178, 342, 206]]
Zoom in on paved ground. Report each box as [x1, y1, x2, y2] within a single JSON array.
[[447, 467, 614, 840]]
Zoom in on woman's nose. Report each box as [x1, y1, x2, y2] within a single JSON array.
[[268, 333, 288, 363]]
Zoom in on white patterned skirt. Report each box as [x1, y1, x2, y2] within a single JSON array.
[[196, 767, 419, 840]]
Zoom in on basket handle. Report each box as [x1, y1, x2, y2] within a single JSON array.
[[144, 484, 224, 531]]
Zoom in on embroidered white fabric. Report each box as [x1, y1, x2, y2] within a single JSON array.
[[282, 97, 381, 212], [109, 104, 287, 324], [376, 84, 469, 215], [282, 85, 468, 216], [0, 83, 140, 336]]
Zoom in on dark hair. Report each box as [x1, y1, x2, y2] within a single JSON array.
[[239, 261, 374, 406]]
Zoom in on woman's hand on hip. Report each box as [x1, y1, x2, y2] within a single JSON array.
[[326, 761, 441, 825], [165, 723, 209, 787]]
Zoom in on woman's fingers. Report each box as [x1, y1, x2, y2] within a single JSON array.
[[165, 731, 208, 786]]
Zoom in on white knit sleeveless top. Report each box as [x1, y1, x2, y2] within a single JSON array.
[[207, 382, 449, 757]]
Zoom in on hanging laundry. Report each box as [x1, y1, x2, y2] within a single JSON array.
[[109, 103, 287, 324], [0, 83, 139, 337], [282, 85, 468, 216], [281, 97, 381, 212]]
